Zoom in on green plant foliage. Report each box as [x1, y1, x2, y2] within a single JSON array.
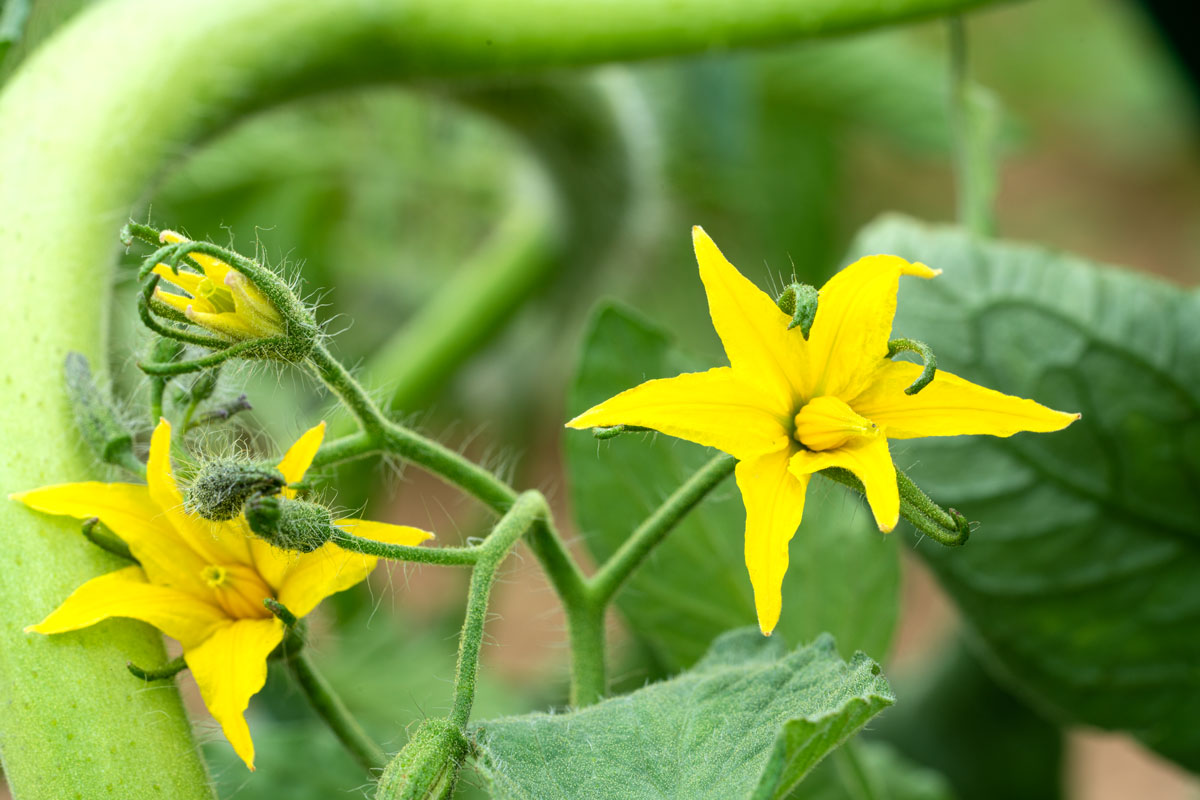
[[792, 740, 955, 800], [567, 303, 899, 670], [869, 640, 1063, 800], [849, 215, 1200, 771], [470, 629, 894, 800]]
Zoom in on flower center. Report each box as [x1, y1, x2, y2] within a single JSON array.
[[201, 564, 229, 588], [196, 277, 236, 313], [793, 396, 879, 451]]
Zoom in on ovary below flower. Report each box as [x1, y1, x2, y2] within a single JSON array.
[[13, 419, 431, 770], [152, 230, 285, 341], [567, 227, 1079, 636]]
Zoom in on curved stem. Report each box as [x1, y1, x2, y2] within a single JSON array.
[[449, 491, 545, 728], [287, 649, 387, 775], [330, 530, 481, 567], [588, 454, 736, 605]]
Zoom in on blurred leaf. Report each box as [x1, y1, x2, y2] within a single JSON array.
[[566, 303, 899, 672], [869, 639, 1062, 800], [792, 740, 955, 800], [849, 215, 1200, 771], [471, 629, 894, 800]]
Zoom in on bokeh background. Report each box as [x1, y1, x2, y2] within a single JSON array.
[[3, 0, 1199, 797]]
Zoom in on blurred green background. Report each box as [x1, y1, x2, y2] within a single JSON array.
[[3, 0, 1199, 797]]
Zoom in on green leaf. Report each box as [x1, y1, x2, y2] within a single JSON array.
[[471, 629, 894, 800], [849, 215, 1200, 771], [791, 740, 955, 800], [566, 303, 899, 671], [869, 639, 1063, 800]]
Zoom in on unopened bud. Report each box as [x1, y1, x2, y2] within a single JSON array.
[[376, 718, 469, 800], [187, 461, 285, 521], [244, 494, 334, 553], [775, 283, 819, 339]]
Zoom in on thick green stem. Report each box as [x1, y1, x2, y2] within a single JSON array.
[[588, 454, 736, 605], [947, 16, 999, 236], [287, 649, 387, 775], [449, 491, 545, 728], [565, 603, 609, 707]]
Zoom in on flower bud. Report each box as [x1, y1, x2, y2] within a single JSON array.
[[187, 460, 286, 522], [775, 283, 819, 339], [376, 718, 469, 800], [244, 494, 335, 553]]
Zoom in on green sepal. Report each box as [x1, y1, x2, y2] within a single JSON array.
[[376, 718, 469, 800], [245, 493, 335, 553]]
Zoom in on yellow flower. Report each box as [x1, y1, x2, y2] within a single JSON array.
[[567, 227, 1079, 636], [13, 419, 431, 770], [153, 230, 286, 341]]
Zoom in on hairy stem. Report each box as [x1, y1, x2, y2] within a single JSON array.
[[287, 648, 387, 775], [588, 454, 736, 606], [331, 530, 481, 567], [450, 492, 546, 727]]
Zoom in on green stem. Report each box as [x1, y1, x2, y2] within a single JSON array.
[[565, 603, 608, 706], [819, 467, 969, 546], [331, 530, 481, 567], [449, 491, 545, 728], [287, 649, 387, 775], [947, 15, 998, 236], [588, 454, 736, 605]]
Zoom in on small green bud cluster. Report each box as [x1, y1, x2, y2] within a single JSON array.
[[244, 494, 335, 553], [375, 718, 469, 800], [187, 460, 286, 521], [775, 283, 819, 339]]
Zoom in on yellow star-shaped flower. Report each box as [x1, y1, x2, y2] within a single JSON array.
[[568, 227, 1079, 636], [13, 419, 431, 770]]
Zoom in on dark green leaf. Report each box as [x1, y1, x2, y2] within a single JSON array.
[[566, 303, 899, 671], [471, 629, 894, 800], [849, 215, 1200, 771], [869, 639, 1063, 800], [791, 740, 956, 800]]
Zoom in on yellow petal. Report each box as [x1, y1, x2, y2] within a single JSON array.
[[850, 361, 1081, 440], [184, 307, 260, 340], [566, 367, 790, 462], [225, 271, 285, 335], [160, 230, 232, 285], [790, 436, 899, 533], [27, 565, 228, 649], [12, 481, 209, 595], [735, 446, 809, 636], [807, 254, 939, 401], [184, 617, 284, 771], [692, 227, 809, 414], [152, 263, 204, 296], [277, 422, 326, 489], [276, 542, 378, 620], [335, 518, 434, 546], [153, 287, 214, 316], [147, 419, 253, 567]]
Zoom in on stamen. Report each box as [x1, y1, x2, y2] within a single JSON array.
[[202, 564, 229, 588], [794, 396, 879, 451]]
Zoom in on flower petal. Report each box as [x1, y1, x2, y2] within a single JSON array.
[[160, 230, 232, 285], [335, 518, 434, 546], [147, 419, 253, 567], [735, 446, 809, 636], [851, 361, 1081, 440], [566, 367, 790, 461], [276, 543, 379, 620], [27, 565, 228, 649], [807, 254, 939, 401], [11, 481, 209, 595], [277, 422, 326, 489], [152, 263, 204, 296], [693, 226, 810, 413], [184, 307, 260, 340], [154, 287, 214, 316], [790, 436, 899, 533], [184, 617, 284, 771]]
